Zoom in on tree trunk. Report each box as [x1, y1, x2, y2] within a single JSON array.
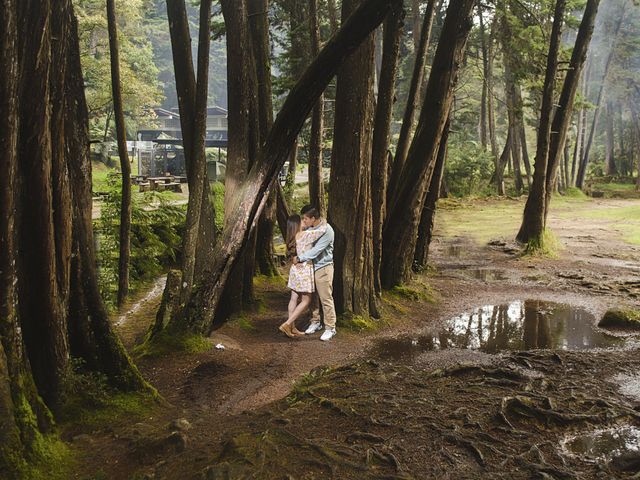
[[165, 0, 217, 287], [371, 4, 403, 296], [219, 0, 261, 314], [1, 2, 54, 471], [515, 0, 566, 244], [516, 86, 532, 187], [386, 0, 437, 206], [543, 0, 599, 224], [495, 129, 511, 196], [171, 0, 401, 335], [577, 13, 624, 189], [326, 0, 339, 32], [328, 0, 379, 318], [308, 0, 326, 215], [478, 6, 489, 150], [605, 101, 616, 176], [65, 8, 148, 393], [16, 0, 69, 410], [107, 0, 132, 308], [487, 19, 499, 159], [382, 0, 475, 288], [414, 115, 450, 269], [250, 0, 279, 277]]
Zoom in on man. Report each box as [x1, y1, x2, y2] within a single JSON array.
[[293, 205, 337, 341]]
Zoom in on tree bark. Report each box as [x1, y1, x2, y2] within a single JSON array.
[[308, 0, 326, 215], [371, 4, 403, 296], [107, 0, 133, 308], [515, 0, 566, 244], [328, 0, 379, 318], [543, 0, 600, 224], [386, 0, 437, 207], [1, 2, 53, 471], [382, 0, 475, 288], [16, 0, 69, 409], [414, 115, 450, 269], [170, 0, 401, 335], [487, 19, 499, 159]]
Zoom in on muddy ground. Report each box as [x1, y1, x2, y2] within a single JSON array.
[[71, 197, 640, 479]]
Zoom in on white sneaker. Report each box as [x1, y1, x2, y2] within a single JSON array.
[[305, 322, 322, 335], [320, 328, 336, 341]]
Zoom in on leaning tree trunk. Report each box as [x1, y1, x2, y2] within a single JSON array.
[[165, 0, 402, 335], [386, 0, 437, 207], [328, 0, 379, 318], [382, 0, 475, 288], [515, 0, 566, 244], [107, 0, 132, 308], [308, 0, 326, 215], [543, 0, 600, 225], [414, 115, 450, 270], [371, 4, 403, 296]]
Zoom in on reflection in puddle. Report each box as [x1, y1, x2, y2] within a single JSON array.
[[372, 300, 624, 360], [615, 373, 640, 402], [561, 426, 640, 463], [468, 268, 507, 281]]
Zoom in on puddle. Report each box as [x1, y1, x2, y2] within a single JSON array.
[[614, 373, 640, 402], [447, 245, 463, 256], [561, 426, 640, 464], [371, 300, 625, 360], [467, 268, 507, 281]]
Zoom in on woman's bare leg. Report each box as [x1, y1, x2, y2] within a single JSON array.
[[288, 290, 299, 318], [285, 293, 312, 327]]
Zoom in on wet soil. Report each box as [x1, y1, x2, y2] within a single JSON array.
[[71, 198, 640, 479]]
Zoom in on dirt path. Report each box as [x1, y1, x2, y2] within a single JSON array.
[[72, 197, 640, 479]]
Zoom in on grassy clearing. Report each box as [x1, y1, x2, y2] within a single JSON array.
[[561, 204, 640, 245], [436, 197, 524, 243]]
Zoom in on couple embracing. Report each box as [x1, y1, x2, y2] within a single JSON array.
[[279, 205, 337, 342]]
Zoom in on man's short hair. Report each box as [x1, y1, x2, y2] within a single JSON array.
[[301, 205, 320, 219]]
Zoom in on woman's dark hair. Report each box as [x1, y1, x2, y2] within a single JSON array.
[[301, 204, 320, 219], [286, 215, 301, 257]]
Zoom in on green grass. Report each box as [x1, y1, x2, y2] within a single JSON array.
[[563, 205, 640, 245], [91, 161, 112, 192], [436, 197, 524, 243]]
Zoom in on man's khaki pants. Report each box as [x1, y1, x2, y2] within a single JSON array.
[[310, 265, 337, 329]]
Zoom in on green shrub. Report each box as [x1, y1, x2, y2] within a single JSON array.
[[95, 177, 186, 309], [444, 139, 495, 197]]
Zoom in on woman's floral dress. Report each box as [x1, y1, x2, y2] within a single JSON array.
[[287, 223, 328, 293]]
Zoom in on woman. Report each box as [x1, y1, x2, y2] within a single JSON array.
[[279, 215, 327, 338]]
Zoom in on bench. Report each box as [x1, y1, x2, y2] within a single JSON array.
[[138, 181, 151, 192]]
